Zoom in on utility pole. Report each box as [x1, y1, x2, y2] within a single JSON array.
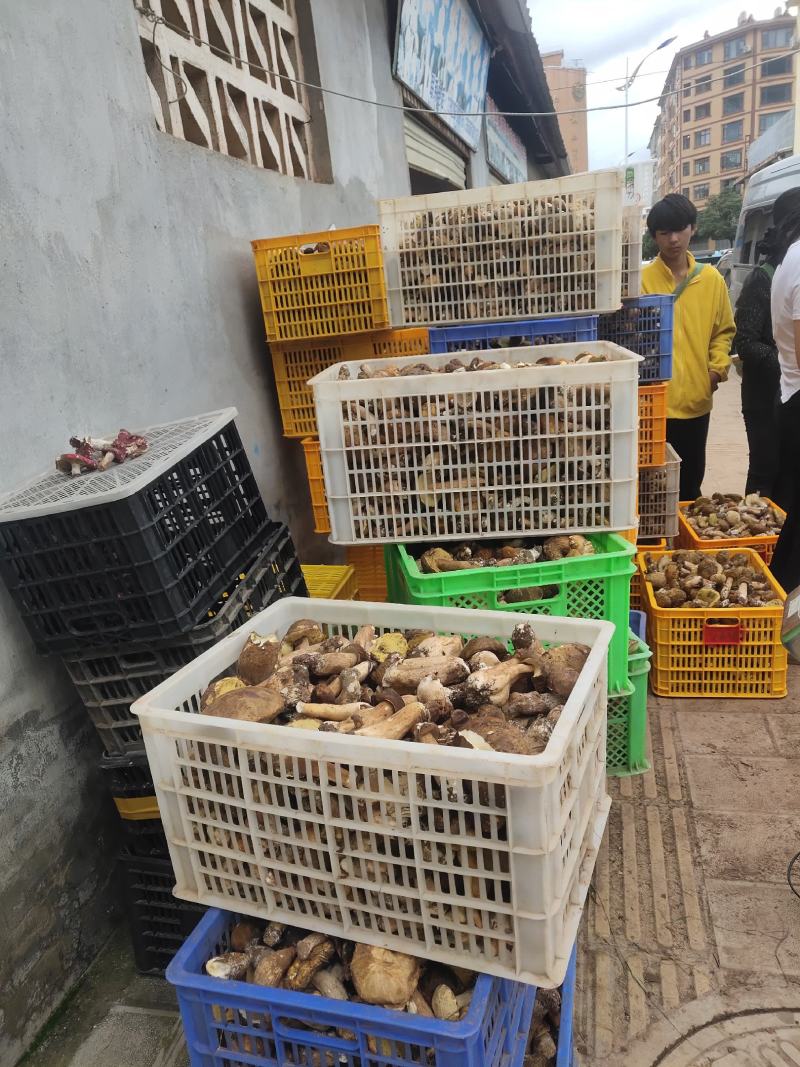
[[618, 37, 677, 163]]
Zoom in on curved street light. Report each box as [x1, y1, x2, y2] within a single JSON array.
[[617, 36, 677, 160]]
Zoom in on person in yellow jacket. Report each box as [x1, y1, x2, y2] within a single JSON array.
[[642, 194, 735, 500]]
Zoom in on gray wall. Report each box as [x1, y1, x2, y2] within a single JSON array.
[[0, 1, 409, 1062]]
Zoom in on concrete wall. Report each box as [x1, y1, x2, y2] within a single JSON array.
[[0, 1, 409, 1063]]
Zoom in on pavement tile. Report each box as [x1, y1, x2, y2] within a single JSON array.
[[676, 711, 776, 757], [694, 811, 800, 883], [766, 713, 800, 752], [684, 754, 800, 812], [705, 879, 800, 976]]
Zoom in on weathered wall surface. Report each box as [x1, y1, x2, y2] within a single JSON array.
[[0, 1, 408, 1062]]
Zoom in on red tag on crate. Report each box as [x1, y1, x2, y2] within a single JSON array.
[[703, 619, 744, 645]]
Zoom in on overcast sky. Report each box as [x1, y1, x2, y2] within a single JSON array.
[[528, 1, 788, 168]]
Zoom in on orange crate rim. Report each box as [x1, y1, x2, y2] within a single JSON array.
[[676, 498, 785, 564], [638, 382, 668, 468]]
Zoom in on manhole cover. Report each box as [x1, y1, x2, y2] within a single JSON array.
[[656, 1010, 800, 1066]]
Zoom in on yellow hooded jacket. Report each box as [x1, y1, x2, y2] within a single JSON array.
[[641, 252, 735, 419]]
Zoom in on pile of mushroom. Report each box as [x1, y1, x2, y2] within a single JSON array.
[[335, 353, 615, 539], [642, 550, 783, 609], [419, 534, 595, 573], [337, 352, 610, 381], [205, 918, 564, 1061], [681, 493, 784, 539], [393, 197, 597, 323], [200, 618, 591, 756], [55, 430, 148, 476], [205, 918, 479, 1053]]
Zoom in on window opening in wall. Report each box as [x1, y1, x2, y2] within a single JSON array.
[[759, 109, 790, 133], [694, 156, 710, 175], [723, 92, 744, 114], [762, 27, 792, 49], [761, 55, 792, 77], [694, 128, 711, 147], [723, 37, 747, 60], [695, 102, 711, 120], [724, 63, 745, 88], [760, 82, 792, 105], [722, 119, 743, 143], [720, 148, 743, 170], [694, 183, 710, 200], [695, 73, 712, 93], [136, 0, 313, 178]]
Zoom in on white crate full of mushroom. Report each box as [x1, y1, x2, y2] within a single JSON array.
[[133, 598, 613, 987], [310, 341, 640, 544]]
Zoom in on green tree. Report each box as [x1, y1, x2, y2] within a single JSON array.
[[642, 232, 658, 260], [696, 188, 743, 243]]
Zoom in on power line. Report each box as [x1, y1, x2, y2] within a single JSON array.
[[134, 5, 799, 123]]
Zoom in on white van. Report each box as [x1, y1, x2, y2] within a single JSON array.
[[729, 153, 800, 308]]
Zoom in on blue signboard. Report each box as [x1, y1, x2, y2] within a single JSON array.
[[394, 0, 491, 150]]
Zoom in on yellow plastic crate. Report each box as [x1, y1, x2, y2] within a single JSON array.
[[637, 547, 787, 698], [252, 226, 390, 343], [301, 438, 329, 534], [676, 498, 784, 564], [638, 383, 668, 467], [346, 546, 387, 602], [301, 564, 359, 601], [274, 328, 430, 438], [114, 795, 160, 820]]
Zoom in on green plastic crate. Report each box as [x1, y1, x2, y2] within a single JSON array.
[[384, 532, 635, 691], [607, 630, 651, 776]]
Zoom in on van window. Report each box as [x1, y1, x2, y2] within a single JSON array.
[[741, 210, 771, 266]]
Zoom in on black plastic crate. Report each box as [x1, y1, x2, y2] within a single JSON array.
[[64, 524, 307, 755], [120, 819, 169, 858], [0, 410, 272, 653], [101, 750, 154, 796], [120, 851, 206, 976]]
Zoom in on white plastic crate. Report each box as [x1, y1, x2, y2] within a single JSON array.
[[638, 443, 681, 540], [310, 341, 640, 544], [379, 170, 623, 327], [621, 206, 643, 299], [132, 598, 613, 988], [0, 409, 237, 519]]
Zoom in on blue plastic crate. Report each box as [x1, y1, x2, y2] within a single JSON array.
[[598, 295, 673, 382], [629, 609, 646, 643], [428, 315, 599, 354], [168, 908, 536, 1067], [556, 944, 577, 1067]]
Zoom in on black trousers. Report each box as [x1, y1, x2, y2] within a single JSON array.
[[770, 390, 800, 592], [742, 404, 781, 498], [666, 414, 710, 501]]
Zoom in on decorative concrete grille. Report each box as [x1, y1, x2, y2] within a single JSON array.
[[137, 0, 312, 177]]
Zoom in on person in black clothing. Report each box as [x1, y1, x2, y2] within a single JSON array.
[[733, 229, 781, 497]]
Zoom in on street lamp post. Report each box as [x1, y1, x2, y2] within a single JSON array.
[[618, 37, 677, 161]]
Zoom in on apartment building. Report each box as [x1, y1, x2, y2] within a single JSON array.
[[653, 11, 795, 205], [542, 50, 589, 172]]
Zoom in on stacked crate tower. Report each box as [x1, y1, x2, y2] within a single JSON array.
[[0, 410, 306, 974]]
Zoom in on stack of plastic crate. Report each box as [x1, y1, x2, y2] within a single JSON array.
[[251, 226, 427, 600], [0, 408, 306, 974], [133, 599, 612, 1063]]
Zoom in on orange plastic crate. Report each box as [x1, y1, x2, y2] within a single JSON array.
[[638, 383, 668, 467], [637, 547, 787, 698], [274, 328, 430, 438], [252, 226, 389, 343], [346, 546, 387, 602], [676, 498, 784, 564], [301, 438, 330, 534]]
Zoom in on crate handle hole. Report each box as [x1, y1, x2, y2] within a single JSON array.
[[703, 618, 744, 645], [499, 583, 560, 606]]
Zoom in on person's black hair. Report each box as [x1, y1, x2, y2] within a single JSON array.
[[756, 226, 780, 265], [646, 194, 698, 238], [772, 187, 800, 262]]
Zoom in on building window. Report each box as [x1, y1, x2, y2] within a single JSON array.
[[724, 63, 745, 88], [683, 55, 693, 69], [135, 1, 314, 178], [762, 27, 793, 50], [682, 161, 690, 176], [760, 82, 792, 105], [695, 102, 711, 120], [695, 47, 713, 66], [722, 119, 743, 143], [723, 92, 745, 115], [683, 83, 692, 97], [694, 128, 711, 147], [695, 156, 710, 175], [721, 149, 743, 170], [682, 134, 691, 149], [682, 187, 690, 197], [683, 109, 691, 122], [762, 55, 792, 77], [759, 109, 790, 133], [695, 73, 712, 93], [721, 177, 738, 190], [723, 37, 747, 60], [694, 183, 710, 200]]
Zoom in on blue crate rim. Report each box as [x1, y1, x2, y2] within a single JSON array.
[[555, 942, 577, 1067], [428, 314, 600, 352], [167, 907, 516, 1041]]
